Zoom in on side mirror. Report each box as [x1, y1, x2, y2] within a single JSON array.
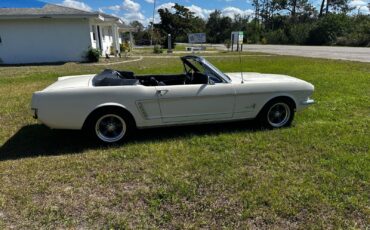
[[208, 76, 215, 85]]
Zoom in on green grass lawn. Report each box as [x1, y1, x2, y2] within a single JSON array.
[[0, 54, 369, 228], [131, 44, 218, 55]]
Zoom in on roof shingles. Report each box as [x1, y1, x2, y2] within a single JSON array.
[[0, 4, 122, 20]]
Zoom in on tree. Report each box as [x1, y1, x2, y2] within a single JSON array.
[[252, 0, 261, 29], [330, 0, 353, 14], [128, 2, 369, 48], [206, 11, 251, 43], [155, 3, 199, 48], [271, 0, 313, 17], [319, 0, 325, 16], [129, 21, 144, 32], [130, 21, 151, 45], [308, 13, 349, 45], [206, 10, 222, 43], [320, 0, 352, 16]]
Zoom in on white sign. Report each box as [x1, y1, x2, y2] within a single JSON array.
[[232, 31, 244, 44], [188, 33, 206, 43], [238, 32, 244, 45]]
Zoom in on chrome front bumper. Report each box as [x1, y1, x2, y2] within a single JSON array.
[[301, 98, 315, 105]]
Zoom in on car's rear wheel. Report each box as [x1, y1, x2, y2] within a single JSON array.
[[259, 98, 295, 129], [95, 114, 127, 143], [86, 109, 133, 144]]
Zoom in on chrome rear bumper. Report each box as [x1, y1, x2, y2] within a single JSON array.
[[31, 108, 38, 119]]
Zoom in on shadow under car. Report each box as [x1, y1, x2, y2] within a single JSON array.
[[0, 120, 262, 161]]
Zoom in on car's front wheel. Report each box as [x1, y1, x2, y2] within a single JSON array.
[[86, 109, 133, 144], [259, 98, 295, 129]]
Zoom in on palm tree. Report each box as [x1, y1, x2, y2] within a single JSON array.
[[319, 0, 325, 16]]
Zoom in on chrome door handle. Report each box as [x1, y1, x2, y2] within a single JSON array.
[[156, 90, 169, 96]]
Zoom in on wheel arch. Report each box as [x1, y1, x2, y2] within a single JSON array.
[[256, 95, 297, 128], [82, 103, 137, 130], [258, 95, 297, 116]]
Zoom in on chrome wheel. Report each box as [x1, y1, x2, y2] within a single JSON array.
[[95, 114, 126, 143], [267, 102, 291, 128]]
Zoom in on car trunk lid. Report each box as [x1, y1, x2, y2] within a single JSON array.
[[43, 74, 95, 91]]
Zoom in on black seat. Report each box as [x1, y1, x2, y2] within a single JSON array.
[[92, 69, 140, 86], [149, 77, 159, 86], [192, 73, 209, 84], [117, 71, 135, 79], [97, 78, 139, 86]]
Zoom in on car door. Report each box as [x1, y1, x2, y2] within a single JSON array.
[[133, 85, 162, 126], [156, 83, 235, 124]]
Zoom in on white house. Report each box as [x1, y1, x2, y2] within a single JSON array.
[[0, 3, 130, 64]]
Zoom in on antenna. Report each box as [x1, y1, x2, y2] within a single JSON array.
[[239, 49, 244, 84], [238, 31, 244, 84], [150, 0, 157, 46]]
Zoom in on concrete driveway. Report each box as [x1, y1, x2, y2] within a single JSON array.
[[239, 45, 370, 63]]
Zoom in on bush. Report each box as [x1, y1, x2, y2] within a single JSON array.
[[336, 15, 370, 47], [248, 33, 261, 44], [109, 46, 115, 55], [153, 45, 163, 54], [224, 39, 231, 50], [308, 14, 349, 45], [260, 37, 267, 44], [265, 29, 289, 44], [288, 23, 313, 45], [336, 34, 370, 47], [120, 41, 131, 53], [85, 47, 100, 62]]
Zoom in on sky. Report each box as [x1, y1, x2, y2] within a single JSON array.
[[1, 0, 369, 25]]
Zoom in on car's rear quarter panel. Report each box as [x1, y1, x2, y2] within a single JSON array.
[[33, 85, 159, 129]]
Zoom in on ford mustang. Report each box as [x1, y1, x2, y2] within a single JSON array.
[[31, 56, 314, 143]]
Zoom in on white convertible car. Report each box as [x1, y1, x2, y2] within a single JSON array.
[[31, 56, 314, 143]]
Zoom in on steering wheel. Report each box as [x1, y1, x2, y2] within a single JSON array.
[[184, 69, 194, 84], [114, 71, 124, 79]]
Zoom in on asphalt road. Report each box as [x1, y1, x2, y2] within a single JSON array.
[[237, 45, 370, 63]]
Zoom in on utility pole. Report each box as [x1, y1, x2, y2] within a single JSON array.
[[150, 0, 157, 46]]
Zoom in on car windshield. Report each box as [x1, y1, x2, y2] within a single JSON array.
[[202, 59, 231, 83], [183, 56, 231, 83]]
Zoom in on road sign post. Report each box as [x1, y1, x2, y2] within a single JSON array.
[[238, 31, 244, 52], [231, 31, 244, 52]]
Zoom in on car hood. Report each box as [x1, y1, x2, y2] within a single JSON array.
[[226, 72, 308, 84], [43, 74, 95, 91]]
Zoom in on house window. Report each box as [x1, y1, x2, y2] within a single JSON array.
[[91, 26, 96, 41]]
